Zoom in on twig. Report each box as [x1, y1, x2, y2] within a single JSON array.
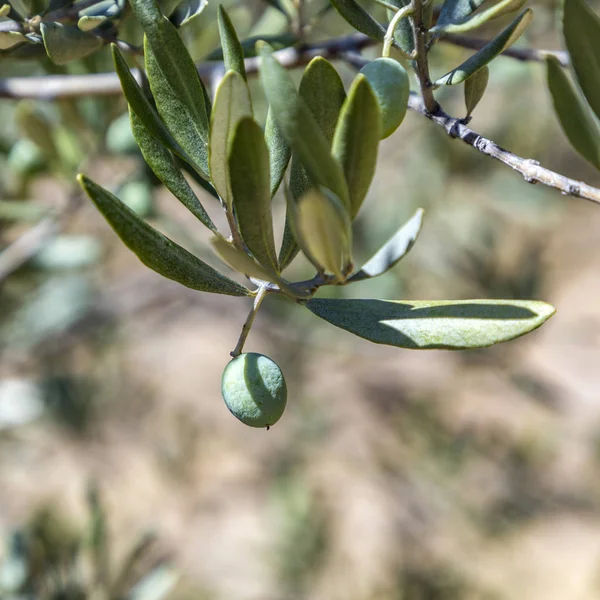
[[231, 286, 268, 357], [411, 0, 439, 114], [408, 93, 600, 205]]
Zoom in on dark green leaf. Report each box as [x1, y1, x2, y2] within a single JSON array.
[[332, 74, 381, 220], [265, 107, 290, 197], [229, 117, 278, 273], [41, 22, 101, 64], [435, 9, 532, 86], [435, 0, 486, 31], [546, 56, 600, 170], [292, 187, 352, 280], [78, 174, 250, 296], [328, 0, 386, 42], [432, 0, 526, 35], [218, 4, 246, 79], [305, 298, 556, 349], [130, 110, 217, 230], [564, 0, 600, 122], [208, 70, 253, 206], [464, 64, 489, 117], [349, 208, 423, 282], [170, 0, 207, 27]]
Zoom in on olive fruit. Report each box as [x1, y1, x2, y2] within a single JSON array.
[[221, 353, 287, 428], [360, 57, 410, 139]]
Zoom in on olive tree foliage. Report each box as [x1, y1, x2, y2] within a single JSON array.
[[4, 0, 600, 423]]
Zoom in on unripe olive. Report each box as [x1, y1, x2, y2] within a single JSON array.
[[221, 353, 287, 428], [360, 57, 410, 139]]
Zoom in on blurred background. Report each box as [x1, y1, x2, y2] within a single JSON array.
[[2, 0, 600, 598]]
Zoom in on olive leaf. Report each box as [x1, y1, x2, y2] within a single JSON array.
[[0, 31, 27, 50], [130, 110, 217, 231], [259, 49, 349, 205], [305, 298, 556, 349], [435, 0, 486, 32], [332, 74, 381, 220], [78, 175, 251, 297], [280, 56, 347, 271], [291, 187, 353, 281], [432, 0, 526, 35], [265, 107, 290, 198], [564, 0, 600, 122], [206, 33, 297, 60], [546, 56, 600, 170], [435, 9, 532, 86], [348, 208, 423, 283], [229, 117, 279, 274], [77, 15, 107, 30], [170, 0, 208, 27], [40, 22, 101, 64], [385, 0, 414, 55], [217, 4, 246, 79], [208, 70, 253, 207], [328, 0, 386, 43], [464, 65, 489, 117]]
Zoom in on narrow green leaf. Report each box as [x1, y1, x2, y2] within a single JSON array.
[[464, 65, 489, 117], [265, 107, 291, 198], [130, 110, 217, 231], [208, 70, 253, 206], [77, 15, 107, 31], [432, 0, 526, 35], [435, 9, 532, 86], [170, 0, 208, 27], [280, 56, 347, 270], [218, 5, 246, 79], [258, 44, 350, 207], [144, 38, 210, 175], [564, 0, 600, 122], [41, 22, 101, 64], [333, 74, 381, 220], [293, 188, 352, 280], [435, 0, 486, 31], [328, 0, 386, 42], [78, 174, 250, 297], [229, 117, 278, 273], [349, 208, 423, 283], [546, 56, 600, 170], [305, 298, 556, 349], [385, 0, 414, 55], [112, 45, 183, 159]]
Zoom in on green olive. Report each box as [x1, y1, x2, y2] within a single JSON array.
[[360, 57, 410, 139], [221, 353, 287, 428]]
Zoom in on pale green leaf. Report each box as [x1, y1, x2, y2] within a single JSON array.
[[349, 208, 423, 283], [78, 175, 250, 297], [265, 107, 290, 198], [77, 15, 107, 31], [432, 0, 526, 35], [218, 4, 246, 79], [280, 55, 347, 270], [435, 9, 532, 86], [328, 0, 386, 42], [229, 117, 278, 273], [0, 31, 27, 50], [208, 70, 253, 206], [333, 74, 381, 220], [170, 0, 208, 27], [385, 0, 414, 55], [41, 22, 101, 64], [564, 0, 600, 122], [305, 298, 556, 349], [464, 65, 489, 117], [130, 110, 217, 230], [292, 188, 352, 280], [546, 56, 600, 170]]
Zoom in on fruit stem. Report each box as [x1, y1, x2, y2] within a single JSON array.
[[382, 3, 415, 59], [231, 285, 269, 357]]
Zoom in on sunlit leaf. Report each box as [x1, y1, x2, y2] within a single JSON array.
[[78, 175, 250, 296], [0, 31, 27, 49], [40, 22, 101, 64], [546, 56, 600, 170], [328, 0, 386, 42], [435, 9, 532, 86], [265, 107, 290, 197], [130, 110, 217, 230], [435, 0, 486, 31], [208, 70, 253, 206], [292, 187, 352, 280], [77, 15, 107, 31], [464, 65, 489, 117], [332, 74, 380, 220], [217, 5, 246, 79], [349, 208, 423, 282], [229, 117, 278, 273], [305, 298, 555, 349], [432, 0, 526, 35], [564, 0, 600, 122]]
